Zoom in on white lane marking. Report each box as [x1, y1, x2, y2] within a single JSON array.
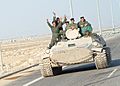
[[107, 68, 118, 78], [23, 76, 44, 86]]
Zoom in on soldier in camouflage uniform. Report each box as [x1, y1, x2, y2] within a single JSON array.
[[77, 16, 93, 36], [47, 16, 67, 49], [68, 18, 78, 30], [53, 12, 64, 40]]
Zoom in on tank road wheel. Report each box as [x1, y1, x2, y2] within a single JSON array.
[[104, 47, 112, 66], [95, 52, 108, 69], [40, 58, 53, 77]]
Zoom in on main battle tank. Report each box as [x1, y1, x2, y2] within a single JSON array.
[[40, 29, 111, 77]]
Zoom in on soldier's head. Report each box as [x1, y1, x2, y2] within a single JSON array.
[[70, 18, 75, 24], [65, 21, 69, 26], [80, 16, 85, 22], [52, 21, 57, 27], [56, 17, 60, 23]]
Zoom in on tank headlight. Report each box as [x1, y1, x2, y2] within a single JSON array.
[[46, 49, 50, 54], [93, 42, 98, 46]]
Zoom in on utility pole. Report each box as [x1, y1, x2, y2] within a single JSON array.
[[69, 0, 73, 18], [110, 0, 115, 33], [96, 0, 102, 35]]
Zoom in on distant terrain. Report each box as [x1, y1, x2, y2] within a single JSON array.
[[0, 35, 51, 72]]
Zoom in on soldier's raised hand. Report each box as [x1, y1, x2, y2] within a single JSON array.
[[53, 12, 56, 16], [46, 19, 49, 22]]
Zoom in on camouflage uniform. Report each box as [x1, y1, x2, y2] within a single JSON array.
[[53, 16, 64, 31], [77, 20, 92, 36], [53, 16, 65, 40], [67, 23, 78, 30], [47, 18, 66, 49]]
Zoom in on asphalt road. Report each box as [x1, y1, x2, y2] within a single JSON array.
[[5, 36, 120, 86]]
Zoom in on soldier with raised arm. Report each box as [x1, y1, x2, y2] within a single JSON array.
[[53, 12, 63, 31], [53, 12, 68, 40], [47, 16, 67, 49]]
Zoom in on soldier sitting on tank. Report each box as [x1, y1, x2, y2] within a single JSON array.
[[67, 18, 78, 30], [77, 16, 93, 37], [47, 16, 67, 49], [64, 18, 81, 39]]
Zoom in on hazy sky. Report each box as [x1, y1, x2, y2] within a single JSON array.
[[0, 0, 120, 39]]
